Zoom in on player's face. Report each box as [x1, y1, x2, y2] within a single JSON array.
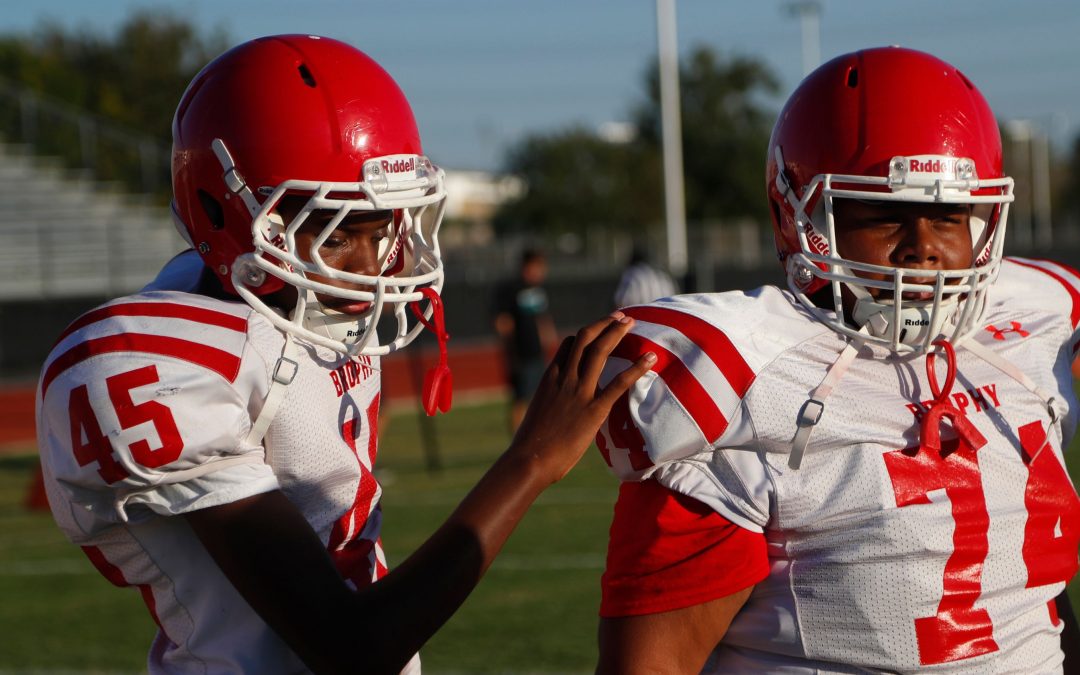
[[278, 199, 394, 315], [832, 199, 973, 302]]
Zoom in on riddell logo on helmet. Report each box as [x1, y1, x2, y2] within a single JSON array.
[[904, 318, 930, 326], [381, 157, 415, 174], [908, 158, 956, 174], [801, 222, 829, 256]]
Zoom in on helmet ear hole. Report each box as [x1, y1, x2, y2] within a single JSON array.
[[197, 189, 225, 230], [769, 199, 783, 227]]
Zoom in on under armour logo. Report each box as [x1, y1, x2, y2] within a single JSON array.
[[985, 321, 1030, 340]]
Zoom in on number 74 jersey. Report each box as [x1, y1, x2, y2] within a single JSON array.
[[597, 258, 1080, 673]]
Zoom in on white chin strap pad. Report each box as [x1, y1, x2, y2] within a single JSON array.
[[851, 297, 956, 347], [300, 298, 369, 347]]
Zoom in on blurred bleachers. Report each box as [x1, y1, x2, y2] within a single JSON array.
[[0, 142, 183, 301]]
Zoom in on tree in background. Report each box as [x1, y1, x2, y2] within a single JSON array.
[[494, 128, 662, 238], [0, 11, 228, 195], [1061, 133, 1080, 232], [0, 11, 227, 138], [494, 47, 779, 244], [633, 48, 778, 226]]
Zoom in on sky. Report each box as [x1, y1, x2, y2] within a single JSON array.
[[3, 0, 1078, 172]]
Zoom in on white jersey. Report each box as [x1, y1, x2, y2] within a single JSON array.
[[36, 258, 407, 672], [598, 257, 1080, 673]]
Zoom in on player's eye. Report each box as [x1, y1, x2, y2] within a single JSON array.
[[320, 234, 347, 249], [937, 215, 967, 226]]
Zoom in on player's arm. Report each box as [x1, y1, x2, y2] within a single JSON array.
[[185, 311, 655, 675], [492, 285, 514, 340], [593, 479, 767, 674], [538, 312, 559, 356], [494, 311, 514, 340], [597, 591, 752, 674]]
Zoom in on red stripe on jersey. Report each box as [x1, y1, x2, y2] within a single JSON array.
[[81, 545, 127, 587], [55, 301, 248, 346], [82, 545, 167, 634], [1024, 257, 1080, 285], [1009, 259, 1080, 328], [624, 305, 755, 397], [601, 480, 768, 617], [42, 333, 242, 397], [612, 333, 727, 442], [329, 394, 384, 586]]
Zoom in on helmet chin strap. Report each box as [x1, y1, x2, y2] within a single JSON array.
[[296, 290, 372, 351], [847, 282, 958, 349]]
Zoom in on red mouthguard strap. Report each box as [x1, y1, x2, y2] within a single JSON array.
[[410, 288, 452, 416], [920, 339, 986, 453]]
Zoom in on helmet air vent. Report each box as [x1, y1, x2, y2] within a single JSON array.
[[297, 63, 317, 88], [845, 67, 858, 88]]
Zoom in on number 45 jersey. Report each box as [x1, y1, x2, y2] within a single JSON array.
[[35, 283, 390, 674], [597, 257, 1080, 673]]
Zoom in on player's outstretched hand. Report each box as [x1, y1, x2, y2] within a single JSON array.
[[508, 311, 656, 483]]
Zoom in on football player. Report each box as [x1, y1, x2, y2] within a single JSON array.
[[594, 46, 1080, 673], [35, 35, 654, 674]]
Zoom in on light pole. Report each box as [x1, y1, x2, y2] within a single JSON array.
[[784, 1, 822, 77], [656, 0, 687, 278], [1005, 119, 1034, 250]]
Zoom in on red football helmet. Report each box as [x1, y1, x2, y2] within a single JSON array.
[[172, 34, 447, 357], [766, 46, 1013, 353]]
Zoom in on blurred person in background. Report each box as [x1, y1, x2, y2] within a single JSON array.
[[594, 46, 1079, 673], [493, 247, 559, 432], [613, 243, 678, 309], [34, 34, 654, 675]]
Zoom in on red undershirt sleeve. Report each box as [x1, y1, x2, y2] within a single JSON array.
[[600, 479, 769, 618]]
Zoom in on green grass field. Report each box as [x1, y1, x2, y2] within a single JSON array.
[[1, 398, 1078, 673]]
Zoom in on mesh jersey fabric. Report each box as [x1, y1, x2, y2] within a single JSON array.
[[596, 257, 1080, 673]]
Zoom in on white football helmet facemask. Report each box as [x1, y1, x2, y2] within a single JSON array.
[[223, 144, 447, 357], [775, 148, 1013, 353]]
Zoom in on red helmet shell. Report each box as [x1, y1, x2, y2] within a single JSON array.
[[765, 46, 1004, 292], [172, 34, 423, 294]]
